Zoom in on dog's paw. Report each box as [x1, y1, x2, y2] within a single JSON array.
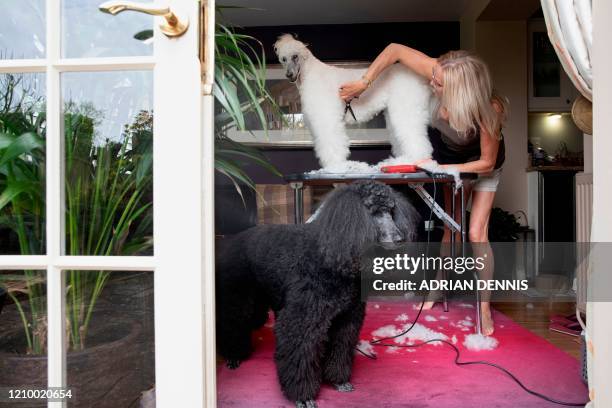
[[375, 156, 406, 168], [296, 399, 317, 408], [334, 382, 354, 392], [225, 359, 241, 370], [319, 161, 375, 174]]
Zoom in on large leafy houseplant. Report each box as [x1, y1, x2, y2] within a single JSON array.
[[136, 10, 282, 200], [214, 10, 282, 197]]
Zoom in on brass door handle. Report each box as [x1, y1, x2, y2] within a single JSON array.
[[99, 1, 189, 38]]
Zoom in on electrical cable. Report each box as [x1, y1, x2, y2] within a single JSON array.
[[369, 338, 588, 407], [357, 170, 589, 407]]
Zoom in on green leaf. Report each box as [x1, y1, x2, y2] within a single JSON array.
[[0, 132, 44, 168], [0, 181, 37, 211], [0, 132, 17, 149]]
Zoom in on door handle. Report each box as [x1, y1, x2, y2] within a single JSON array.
[[99, 1, 189, 38]]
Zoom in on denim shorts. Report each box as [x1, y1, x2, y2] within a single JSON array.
[[472, 167, 503, 192]]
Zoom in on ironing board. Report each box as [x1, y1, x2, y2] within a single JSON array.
[[284, 171, 484, 334]]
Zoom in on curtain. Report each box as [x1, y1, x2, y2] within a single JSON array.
[[541, 0, 593, 101], [541, 2, 593, 406]]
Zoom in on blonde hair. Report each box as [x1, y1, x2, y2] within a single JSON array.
[[437, 50, 508, 139]]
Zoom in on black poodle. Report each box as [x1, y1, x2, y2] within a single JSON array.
[[216, 180, 419, 407]]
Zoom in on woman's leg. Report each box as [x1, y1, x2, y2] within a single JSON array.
[[469, 189, 496, 336], [422, 183, 472, 309]]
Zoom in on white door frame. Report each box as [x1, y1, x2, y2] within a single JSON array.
[[0, 0, 216, 407], [591, 1, 612, 407]]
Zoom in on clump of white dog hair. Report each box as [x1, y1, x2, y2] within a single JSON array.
[[424, 315, 438, 322], [418, 160, 462, 187], [395, 313, 410, 322], [308, 161, 377, 174], [355, 339, 376, 356], [463, 334, 499, 351], [371, 325, 400, 338]]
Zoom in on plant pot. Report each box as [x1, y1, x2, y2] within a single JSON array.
[[0, 317, 152, 408]]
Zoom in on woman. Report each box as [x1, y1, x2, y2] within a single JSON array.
[[339, 44, 507, 336]]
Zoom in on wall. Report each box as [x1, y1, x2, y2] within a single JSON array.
[[472, 21, 529, 216], [592, 0, 612, 405], [240, 22, 459, 64], [583, 133, 592, 173]]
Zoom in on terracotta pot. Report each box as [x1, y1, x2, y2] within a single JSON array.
[[0, 317, 152, 408]]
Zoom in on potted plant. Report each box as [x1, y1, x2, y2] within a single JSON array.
[[486, 207, 523, 281], [0, 73, 154, 407]]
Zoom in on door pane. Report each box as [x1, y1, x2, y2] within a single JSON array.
[[0, 0, 45, 60], [62, 0, 154, 58], [0, 270, 47, 408], [64, 270, 154, 408], [61, 71, 153, 256], [0, 73, 46, 255]]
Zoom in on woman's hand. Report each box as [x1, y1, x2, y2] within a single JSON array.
[[339, 80, 368, 102], [414, 158, 434, 166]]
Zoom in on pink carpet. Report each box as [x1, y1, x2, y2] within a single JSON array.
[[217, 302, 588, 408]]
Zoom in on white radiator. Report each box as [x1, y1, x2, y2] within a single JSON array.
[[575, 172, 593, 314]]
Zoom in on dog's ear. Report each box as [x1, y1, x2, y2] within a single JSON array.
[[312, 186, 377, 271], [390, 190, 420, 242]]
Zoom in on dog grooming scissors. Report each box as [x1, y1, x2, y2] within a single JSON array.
[[344, 99, 357, 121]]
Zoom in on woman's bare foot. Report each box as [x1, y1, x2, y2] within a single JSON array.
[[418, 291, 443, 310], [480, 304, 495, 336], [418, 300, 437, 310]]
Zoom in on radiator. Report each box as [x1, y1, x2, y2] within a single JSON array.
[[575, 172, 593, 314]]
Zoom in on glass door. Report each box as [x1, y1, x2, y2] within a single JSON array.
[[0, 0, 216, 407]]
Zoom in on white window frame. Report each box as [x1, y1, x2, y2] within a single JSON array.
[[0, 1, 216, 407]]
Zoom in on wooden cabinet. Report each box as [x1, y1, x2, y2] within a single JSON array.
[[528, 20, 580, 112]]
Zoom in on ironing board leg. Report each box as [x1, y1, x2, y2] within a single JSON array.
[[290, 182, 304, 224], [445, 183, 456, 313]]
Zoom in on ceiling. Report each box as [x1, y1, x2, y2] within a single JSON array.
[[219, 0, 475, 27], [478, 0, 541, 21]]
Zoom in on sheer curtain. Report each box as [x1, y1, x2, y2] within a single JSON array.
[[542, 0, 593, 100]]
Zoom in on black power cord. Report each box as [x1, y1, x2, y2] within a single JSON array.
[[357, 170, 589, 407]]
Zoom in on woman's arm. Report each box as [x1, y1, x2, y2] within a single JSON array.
[[339, 43, 436, 101], [448, 101, 504, 173], [444, 127, 500, 174]]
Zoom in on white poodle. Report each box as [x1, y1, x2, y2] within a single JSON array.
[[274, 34, 434, 173]]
